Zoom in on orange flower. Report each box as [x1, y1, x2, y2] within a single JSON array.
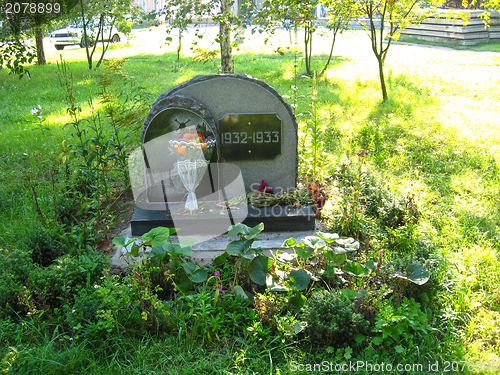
[[201, 143, 207, 151], [177, 146, 186, 155]]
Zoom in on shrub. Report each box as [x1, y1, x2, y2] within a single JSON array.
[[28, 252, 105, 310], [371, 297, 431, 356], [20, 226, 63, 267], [0, 248, 35, 318], [300, 289, 370, 348]]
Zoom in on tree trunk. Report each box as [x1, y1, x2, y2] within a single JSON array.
[[220, 0, 234, 73], [177, 29, 182, 62], [377, 56, 388, 102], [35, 23, 46, 65], [80, 0, 92, 70], [320, 30, 336, 77]]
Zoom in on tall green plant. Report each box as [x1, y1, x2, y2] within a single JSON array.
[[297, 75, 327, 182]]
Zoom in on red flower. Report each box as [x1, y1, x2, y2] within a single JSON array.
[[256, 180, 269, 192]]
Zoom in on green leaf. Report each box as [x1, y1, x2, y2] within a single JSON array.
[[151, 245, 166, 260], [344, 346, 353, 360], [296, 246, 314, 259], [394, 263, 430, 285], [142, 227, 177, 247], [180, 262, 207, 283], [190, 269, 208, 283], [291, 321, 307, 334], [331, 246, 356, 255], [324, 250, 345, 264], [354, 333, 365, 344], [213, 251, 229, 265], [335, 237, 356, 246], [357, 289, 367, 299], [395, 345, 405, 353], [112, 236, 126, 248], [283, 237, 296, 247], [226, 239, 253, 256], [316, 232, 339, 244], [274, 250, 296, 263], [177, 274, 193, 293], [233, 285, 248, 300], [372, 336, 384, 346], [130, 243, 140, 257], [244, 222, 264, 239], [365, 260, 377, 272], [288, 269, 311, 291], [163, 243, 192, 257], [302, 236, 321, 248], [341, 288, 357, 300], [324, 265, 335, 278], [289, 291, 307, 313], [249, 255, 272, 286], [343, 261, 370, 277], [227, 223, 250, 237], [241, 248, 257, 260], [335, 238, 360, 251], [181, 262, 197, 275]]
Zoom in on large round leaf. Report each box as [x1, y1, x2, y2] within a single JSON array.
[[181, 262, 208, 283], [163, 243, 193, 257], [213, 251, 229, 265], [289, 291, 307, 313], [226, 239, 253, 256], [141, 227, 178, 247], [296, 245, 314, 259], [233, 285, 249, 300], [343, 261, 370, 277], [249, 255, 272, 285], [288, 269, 311, 291], [394, 263, 430, 285], [316, 232, 339, 244], [177, 274, 193, 293]]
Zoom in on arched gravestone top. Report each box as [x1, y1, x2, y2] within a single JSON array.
[[154, 74, 298, 194], [141, 94, 217, 145], [140, 95, 219, 203]]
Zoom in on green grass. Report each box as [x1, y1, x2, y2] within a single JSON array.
[[1, 37, 500, 372]]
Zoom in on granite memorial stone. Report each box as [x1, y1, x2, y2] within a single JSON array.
[[129, 74, 314, 236]]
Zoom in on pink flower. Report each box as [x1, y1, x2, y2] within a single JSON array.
[[265, 187, 274, 194], [215, 284, 226, 294], [214, 271, 219, 277]]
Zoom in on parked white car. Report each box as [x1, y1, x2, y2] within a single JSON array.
[[49, 23, 122, 50]]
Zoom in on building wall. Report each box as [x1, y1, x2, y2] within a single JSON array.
[[132, 0, 165, 13]]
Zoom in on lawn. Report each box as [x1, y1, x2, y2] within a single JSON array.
[[1, 30, 499, 374]]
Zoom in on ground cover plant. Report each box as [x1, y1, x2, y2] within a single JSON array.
[[1, 29, 500, 373]]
